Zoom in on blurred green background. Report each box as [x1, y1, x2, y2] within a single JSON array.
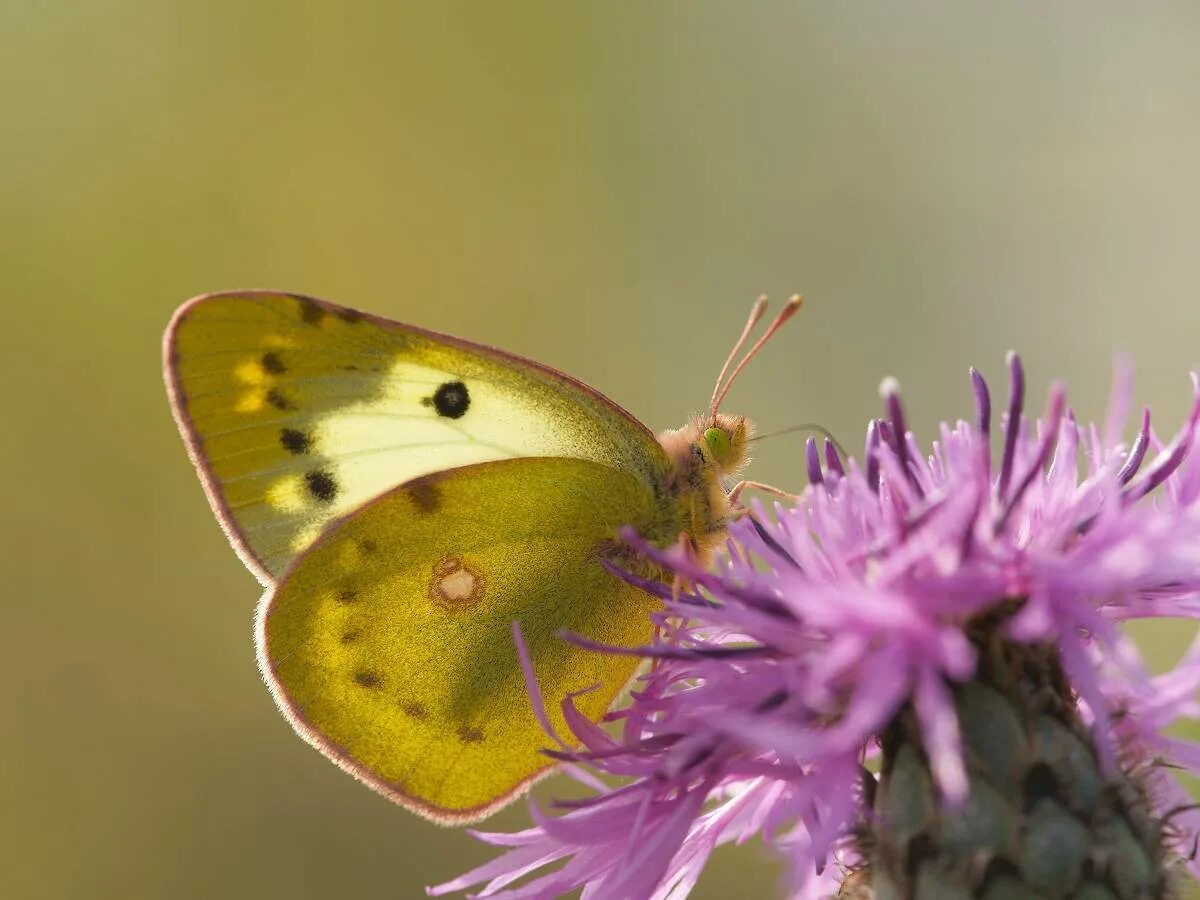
[[5, 3, 1200, 898]]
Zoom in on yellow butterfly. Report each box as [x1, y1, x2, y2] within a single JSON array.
[[163, 290, 798, 823]]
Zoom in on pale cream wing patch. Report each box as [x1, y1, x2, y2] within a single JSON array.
[[165, 291, 670, 582]]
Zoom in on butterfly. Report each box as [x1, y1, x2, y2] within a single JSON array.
[[163, 290, 799, 823]]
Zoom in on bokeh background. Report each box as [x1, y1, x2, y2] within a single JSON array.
[[5, 3, 1200, 898]]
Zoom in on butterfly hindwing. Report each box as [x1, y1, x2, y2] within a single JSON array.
[[257, 456, 662, 822], [165, 291, 669, 582]]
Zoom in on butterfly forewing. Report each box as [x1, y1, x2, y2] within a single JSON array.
[[165, 291, 669, 582], [258, 457, 662, 822]]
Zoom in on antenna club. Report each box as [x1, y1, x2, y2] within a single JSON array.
[[710, 293, 807, 416], [774, 296, 803, 327]]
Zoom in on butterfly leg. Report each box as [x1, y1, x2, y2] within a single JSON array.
[[726, 480, 799, 509], [669, 531, 699, 604], [647, 532, 699, 674]]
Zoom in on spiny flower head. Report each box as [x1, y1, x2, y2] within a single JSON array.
[[433, 354, 1200, 899]]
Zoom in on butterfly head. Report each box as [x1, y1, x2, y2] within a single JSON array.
[[700, 413, 753, 476]]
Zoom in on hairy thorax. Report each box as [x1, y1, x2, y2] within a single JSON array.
[[654, 413, 754, 562]]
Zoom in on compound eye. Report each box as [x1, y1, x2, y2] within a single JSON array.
[[703, 426, 732, 464]]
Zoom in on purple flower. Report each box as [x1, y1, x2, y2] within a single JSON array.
[[432, 355, 1200, 899]]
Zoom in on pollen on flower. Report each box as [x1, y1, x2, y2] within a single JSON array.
[[432, 354, 1200, 900]]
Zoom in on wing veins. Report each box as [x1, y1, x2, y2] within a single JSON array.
[[207, 436, 479, 464], [219, 434, 525, 489]]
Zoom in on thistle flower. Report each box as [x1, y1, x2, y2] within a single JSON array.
[[431, 354, 1200, 899]]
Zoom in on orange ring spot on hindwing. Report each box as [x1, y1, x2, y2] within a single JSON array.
[[428, 555, 485, 610]]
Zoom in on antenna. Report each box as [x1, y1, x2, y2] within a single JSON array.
[[751, 422, 849, 460], [709, 295, 768, 419], [709, 295, 803, 418]]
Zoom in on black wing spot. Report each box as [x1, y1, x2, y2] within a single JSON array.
[[457, 725, 485, 744], [403, 702, 428, 719], [358, 539, 377, 554], [353, 670, 381, 688], [297, 297, 327, 325], [267, 389, 294, 411], [335, 587, 358, 603], [407, 480, 441, 514], [431, 381, 470, 419], [261, 351, 286, 374], [305, 470, 338, 502], [280, 428, 312, 454], [340, 630, 361, 644]]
